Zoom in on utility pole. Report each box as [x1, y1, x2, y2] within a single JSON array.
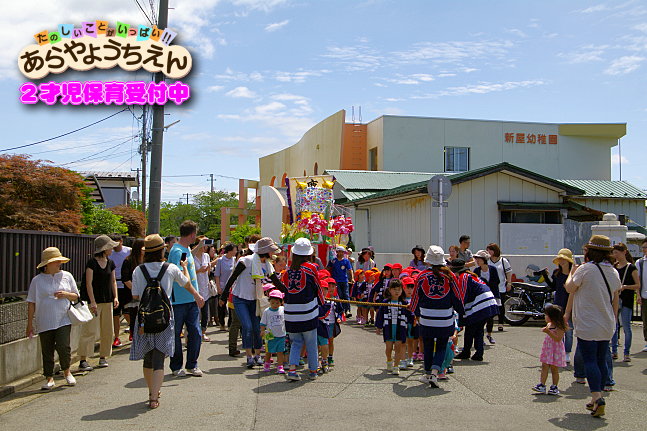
[[182, 193, 190, 205], [135, 168, 140, 205], [147, 0, 169, 234], [210, 173, 214, 193], [140, 104, 148, 217]]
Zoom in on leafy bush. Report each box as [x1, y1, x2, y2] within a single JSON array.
[[108, 205, 147, 237], [229, 223, 260, 247], [82, 204, 128, 235]]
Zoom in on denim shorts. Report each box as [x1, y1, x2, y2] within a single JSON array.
[[267, 336, 286, 353]]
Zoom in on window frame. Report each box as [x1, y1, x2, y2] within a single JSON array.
[[444, 146, 470, 173]]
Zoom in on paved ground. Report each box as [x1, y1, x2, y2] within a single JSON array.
[[1, 311, 646, 430]]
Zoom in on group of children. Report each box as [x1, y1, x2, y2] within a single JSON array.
[[258, 270, 344, 375]]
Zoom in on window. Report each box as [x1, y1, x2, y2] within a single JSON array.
[[444, 147, 470, 172], [500, 210, 561, 224], [369, 148, 378, 171]]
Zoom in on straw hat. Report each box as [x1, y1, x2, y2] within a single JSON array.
[[94, 234, 119, 254], [424, 245, 445, 266], [144, 234, 165, 253], [37, 247, 70, 268], [586, 235, 613, 251], [552, 248, 574, 265]]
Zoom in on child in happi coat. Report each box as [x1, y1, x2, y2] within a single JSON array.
[[532, 305, 567, 396], [364, 270, 379, 326], [260, 290, 287, 374], [351, 270, 368, 325], [375, 279, 413, 375], [403, 277, 418, 367], [317, 279, 344, 372], [371, 264, 393, 303]]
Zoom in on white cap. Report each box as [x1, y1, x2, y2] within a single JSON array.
[[424, 245, 445, 266], [292, 238, 314, 256]]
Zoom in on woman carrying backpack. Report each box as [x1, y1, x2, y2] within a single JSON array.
[[129, 234, 204, 409]]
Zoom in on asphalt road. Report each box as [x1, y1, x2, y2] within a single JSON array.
[[1, 311, 646, 431]]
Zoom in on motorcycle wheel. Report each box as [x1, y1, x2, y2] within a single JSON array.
[[503, 296, 531, 326]]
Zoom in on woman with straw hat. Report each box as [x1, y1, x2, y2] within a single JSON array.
[[26, 247, 79, 390], [565, 235, 621, 417], [129, 234, 202, 409], [77, 234, 119, 372]]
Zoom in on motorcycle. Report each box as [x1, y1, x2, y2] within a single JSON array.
[[503, 281, 555, 326]]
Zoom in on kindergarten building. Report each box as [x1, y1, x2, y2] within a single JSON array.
[[259, 110, 646, 254]]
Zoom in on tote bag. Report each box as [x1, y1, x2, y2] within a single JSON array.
[[67, 300, 93, 325]]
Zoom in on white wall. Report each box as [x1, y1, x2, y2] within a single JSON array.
[[500, 223, 564, 254], [260, 186, 286, 242], [351, 172, 564, 253], [379, 116, 616, 180]]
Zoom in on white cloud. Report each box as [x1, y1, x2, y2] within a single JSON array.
[[580, 4, 609, 13], [230, 0, 288, 12], [633, 23, 647, 32], [560, 45, 608, 63], [506, 29, 528, 38], [612, 154, 629, 165], [604, 56, 645, 75], [322, 46, 383, 71], [207, 85, 225, 92], [254, 101, 286, 114], [225, 86, 257, 98], [412, 80, 546, 99], [265, 20, 289, 32], [273, 69, 329, 83], [391, 40, 514, 65], [215, 68, 264, 82]]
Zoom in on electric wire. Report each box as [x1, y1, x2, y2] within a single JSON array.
[[0, 109, 128, 153]]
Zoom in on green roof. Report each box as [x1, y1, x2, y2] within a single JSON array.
[[339, 163, 585, 205], [558, 179, 646, 199], [325, 170, 439, 191]]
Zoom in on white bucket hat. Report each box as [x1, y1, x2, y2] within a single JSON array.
[[292, 238, 314, 256], [424, 245, 445, 266]]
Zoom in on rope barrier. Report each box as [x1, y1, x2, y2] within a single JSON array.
[[328, 298, 410, 308]]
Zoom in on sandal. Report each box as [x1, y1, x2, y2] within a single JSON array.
[[590, 398, 606, 417], [148, 391, 161, 399], [148, 398, 160, 409], [585, 403, 594, 411]]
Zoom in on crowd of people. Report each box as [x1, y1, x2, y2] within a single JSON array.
[[25, 223, 647, 417]]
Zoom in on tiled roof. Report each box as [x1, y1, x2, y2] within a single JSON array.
[[82, 171, 136, 180], [559, 179, 646, 199]]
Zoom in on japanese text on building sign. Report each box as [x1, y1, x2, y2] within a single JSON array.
[[18, 21, 192, 80], [20, 81, 190, 106], [504, 132, 558, 145]]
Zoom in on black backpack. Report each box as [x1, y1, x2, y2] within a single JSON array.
[[137, 263, 172, 334]]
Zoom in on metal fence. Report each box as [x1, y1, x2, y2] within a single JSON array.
[[0, 229, 96, 297]]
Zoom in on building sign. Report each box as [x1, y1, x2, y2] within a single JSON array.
[[18, 20, 192, 105], [504, 132, 558, 145]]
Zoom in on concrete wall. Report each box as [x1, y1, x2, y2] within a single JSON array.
[[366, 116, 384, 171], [379, 116, 616, 180], [260, 186, 287, 242], [350, 171, 564, 253], [0, 325, 85, 385], [259, 110, 346, 186]]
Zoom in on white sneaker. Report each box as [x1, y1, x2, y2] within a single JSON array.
[[392, 367, 400, 375], [41, 379, 55, 390], [65, 374, 76, 386], [642, 344, 647, 352], [407, 358, 414, 367], [418, 374, 431, 384], [187, 367, 203, 377], [429, 374, 439, 388], [173, 369, 187, 377], [97, 358, 109, 368], [565, 353, 571, 364]]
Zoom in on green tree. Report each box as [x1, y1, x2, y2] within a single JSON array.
[[158, 191, 239, 239], [82, 204, 128, 235], [229, 223, 260, 247]]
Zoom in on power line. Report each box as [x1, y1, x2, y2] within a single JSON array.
[[59, 137, 134, 166], [162, 173, 248, 180], [28, 135, 136, 156], [0, 109, 128, 153], [133, 0, 154, 25]]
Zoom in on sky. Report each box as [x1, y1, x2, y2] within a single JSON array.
[[1, 0, 647, 204]]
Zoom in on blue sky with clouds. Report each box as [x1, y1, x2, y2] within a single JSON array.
[[1, 0, 646, 203]]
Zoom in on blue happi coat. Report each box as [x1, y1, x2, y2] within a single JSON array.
[[280, 262, 325, 333], [409, 269, 465, 338], [454, 272, 499, 326]]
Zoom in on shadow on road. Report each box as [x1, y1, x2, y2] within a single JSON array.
[[392, 381, 449, 398], [254, 379, 309, 394], [548, 412, 607, 430], [80, 401, 149, 421], [207, 353, 238, 362]]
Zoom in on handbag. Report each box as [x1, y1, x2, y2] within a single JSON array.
[[67, 299, 93, 325], [209, 279, 219, 297]]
